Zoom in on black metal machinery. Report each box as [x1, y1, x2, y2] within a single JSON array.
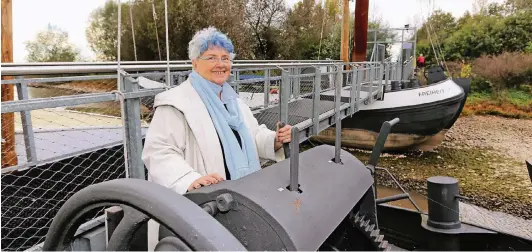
[[41, 118, 532, 251]]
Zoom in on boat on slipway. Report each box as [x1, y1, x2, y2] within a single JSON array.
[[313, 69, 471, 151]]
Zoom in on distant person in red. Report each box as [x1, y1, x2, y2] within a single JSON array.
[[417, 54, 425, 68]]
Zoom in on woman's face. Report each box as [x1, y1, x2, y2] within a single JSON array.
[[193, 47, 232, 85]]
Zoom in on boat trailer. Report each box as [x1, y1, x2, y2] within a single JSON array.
[[41, 119, 532, 251]]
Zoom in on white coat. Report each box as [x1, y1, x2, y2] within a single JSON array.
[[141, 79, 286, 195]]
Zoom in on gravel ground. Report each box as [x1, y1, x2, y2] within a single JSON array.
[[443, 115, 532, 189], [443, 115, 532, 162]]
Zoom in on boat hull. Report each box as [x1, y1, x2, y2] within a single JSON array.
[[312, 78, 470, 151]]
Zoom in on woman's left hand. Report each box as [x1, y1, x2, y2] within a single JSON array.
[[275, 123, 292, 150]]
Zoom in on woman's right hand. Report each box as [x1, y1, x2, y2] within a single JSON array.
[[187, 173, 225, 192]]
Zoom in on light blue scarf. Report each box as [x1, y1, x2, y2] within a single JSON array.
[[188, 70, 261, 179]]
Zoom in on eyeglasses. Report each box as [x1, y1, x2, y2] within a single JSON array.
[[197, 55, 233, 64]]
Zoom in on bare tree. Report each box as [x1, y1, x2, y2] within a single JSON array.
[[472, 0, 489, 15], [245, 0, 286, 59]]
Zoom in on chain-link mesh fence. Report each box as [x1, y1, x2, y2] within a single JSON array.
[[0, 75, 144, 251]]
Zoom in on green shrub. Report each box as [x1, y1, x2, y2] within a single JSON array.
[[525, 42, 532, 54], [470, 77, 493, 93]]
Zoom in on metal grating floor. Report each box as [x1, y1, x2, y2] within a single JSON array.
[[253, 98, 340, 130]]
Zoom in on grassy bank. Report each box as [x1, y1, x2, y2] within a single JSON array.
[[462, 89, 532, 119]]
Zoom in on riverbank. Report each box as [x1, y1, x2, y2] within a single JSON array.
[[306, 115, 532, 219], [462, 90, 532, 119]]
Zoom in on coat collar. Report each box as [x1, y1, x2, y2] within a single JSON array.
[[153, 79, 224, 175]]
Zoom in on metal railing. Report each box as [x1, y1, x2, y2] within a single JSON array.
[[0, 59, 406, 251]]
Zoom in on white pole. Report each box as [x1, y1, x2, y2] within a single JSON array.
[[164, 0, 170, 89], [129, 3, 137, 61], [117, 0, 121, 76], [116, 0, 130, 178]]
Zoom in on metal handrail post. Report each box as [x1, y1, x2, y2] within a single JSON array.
[[349, 64, 357, 115], [264, 69, 270, 108], [278, 66, 290, 126], [312, 66, 322, 135], [15, 76, 37, 166], [369, 64, 374, 104], [122, 74, 144, 179], [333, 64, 343, 163]]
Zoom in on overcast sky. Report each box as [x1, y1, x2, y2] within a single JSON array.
[[11, 0, 502, 62]]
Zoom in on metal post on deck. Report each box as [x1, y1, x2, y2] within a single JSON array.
[[413, 26, 417, 78], [263, 69, 270, 108], [294, 67, 300, 98], [333, 65, 342, 163], [356, 66, 362, 108], [122, 76, 145, 179], [378, 63, 384, 100], [389, 63, 393, 82], [368, 64, 374, 104], [349, 65, 357, 115], [384, 62, 390, 93], [373, 63, 377, 83], [289, 126, 299, 192], [15, 77, 37, 166], [400, 29, 405, 81], [280, 67, 290, 126], [312, 66, 322, 135], [235, 71, 240, 93]]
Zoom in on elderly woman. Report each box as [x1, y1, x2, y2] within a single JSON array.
[[142, 27, 292, 195]]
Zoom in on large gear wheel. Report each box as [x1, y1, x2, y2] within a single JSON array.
[[351, 211, 391, 251]]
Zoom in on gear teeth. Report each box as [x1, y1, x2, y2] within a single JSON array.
[[353, 211, 391, 251], [379, 240, 389, 250], [356, 215, 365, 224]]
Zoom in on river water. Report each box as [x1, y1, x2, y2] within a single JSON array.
[[376, 185, 429, 212]]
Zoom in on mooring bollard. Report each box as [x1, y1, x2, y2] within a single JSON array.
[[423, 176, 463, 251], [427, 176, 461, 229]]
